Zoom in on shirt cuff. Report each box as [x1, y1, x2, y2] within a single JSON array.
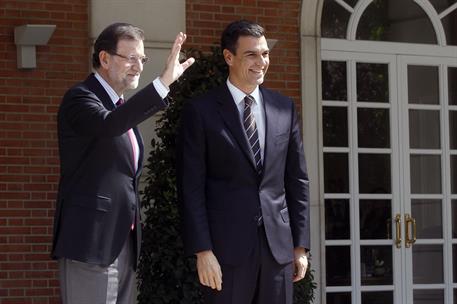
[[153, 77, 170, 99]]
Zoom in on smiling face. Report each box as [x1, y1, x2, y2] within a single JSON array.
[[223, 35, 270, 94], [98, 39, 145, 96]]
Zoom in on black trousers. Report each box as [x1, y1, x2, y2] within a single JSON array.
[[203, 224, 294, 304]]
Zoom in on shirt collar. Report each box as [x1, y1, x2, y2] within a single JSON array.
[[94, 72, 123, 106], [226, 78, 261, 107]]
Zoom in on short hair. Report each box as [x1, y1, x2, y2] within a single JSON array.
[[220, 20, 265, 55], [92, 22, 145, 69]]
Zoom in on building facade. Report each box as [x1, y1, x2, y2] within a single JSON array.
[[0, 0, 456, 303]]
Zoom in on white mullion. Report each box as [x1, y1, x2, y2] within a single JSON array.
[[358, 193, 392, 200], [414, 0, 447, 46], [414, 239, 445, 245], [409, 149, 442, 155], [441, 62, 453, 304], [323, 147, 350, 153], [357, 148, 392, 154], [360, 285, 395, 292], [326, 240, 353, 246], [322, 38, 457, 58], [408, 104, 442, 111], [398, 55, 412, 304], [326, 286, 353, 293], [356, 101, 391, 109], [322, 100, 349, 107], [349, 58, 360, 304], [334, 0, 355, 13], [324, 193, 352, 200], [359, 240, 394, 246], [410, 194, 444, 200], [347, 0, 372, 41], [390, 54, 403, 304], [438, 2, 457, 19]]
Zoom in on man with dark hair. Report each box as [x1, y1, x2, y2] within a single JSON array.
[[52, 22, 194, 304], [178, 20, 310, 304]]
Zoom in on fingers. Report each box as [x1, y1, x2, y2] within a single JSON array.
[[196, 250, 223, 291], [293, 257, 308, 282], [181, 57, 196, 71]]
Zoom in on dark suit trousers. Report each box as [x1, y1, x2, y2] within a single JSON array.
[[58, 232, 135, 304], [203, 225, 293, 304]]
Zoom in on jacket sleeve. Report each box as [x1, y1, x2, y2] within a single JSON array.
[[61, 82, 167, 137], [284, 101, 310, 250], [177, 101, 213, 256]]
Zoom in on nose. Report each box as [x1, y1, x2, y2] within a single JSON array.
[[132, 60, 143, 73]]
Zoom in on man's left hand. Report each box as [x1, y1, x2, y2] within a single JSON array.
[[293, 247, 308, 282], [159, 32, 195, 88]]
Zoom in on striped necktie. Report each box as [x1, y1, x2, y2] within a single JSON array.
[[243, 95, 262, 173]]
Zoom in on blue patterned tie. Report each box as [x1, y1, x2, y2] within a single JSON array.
[[243, 95, 262, 173]]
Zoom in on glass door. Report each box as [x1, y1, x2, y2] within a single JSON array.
[[321, 52, 457, 304], [399, 55, 457, 304], [321, 51, 402, 304]]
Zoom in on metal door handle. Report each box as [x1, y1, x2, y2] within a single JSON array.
[[405, 213, 417, 248], [395, 214, 402, 248]]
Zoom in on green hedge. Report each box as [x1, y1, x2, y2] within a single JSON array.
[[137, 47, 316, 304]]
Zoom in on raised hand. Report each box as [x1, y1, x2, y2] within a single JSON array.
[[159, 32, 195, 88]]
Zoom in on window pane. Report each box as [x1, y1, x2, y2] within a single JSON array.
[[326, 246, 351, 286], [362, 291, 393, 304], [449, 111, 457, 149], [324, 153, 349, 193], [413, 289, 444, 304], [360, 200, 391, 239], [327, 292, 351, 304], [359, 154, 391, 194], [451, 156, 457, 194], [358, 108, 390, 148], [326, 199, 350, 240], [321, 0, 351, 39], [442, 7, 457, 46], [410, 155, 442, 194], [356, 63, 389, 103], [409, 110, 440, 149], [361, 246, 393, 285], [412, 199, 442, 239], [413, 245, 444, 284], [356, 0, 437, 44], [453, 244, 457, 282], [452, 200, 457, 238], [408, 65, 440, 105], [449, 67, 457, 105], [324, 106, 348, 147], [322, 61, 347, 101]]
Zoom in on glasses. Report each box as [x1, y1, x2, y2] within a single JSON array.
[[110, 52, 149, 65]]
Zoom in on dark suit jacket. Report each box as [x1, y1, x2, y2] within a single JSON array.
[[177, 84, 310, 266], [52, 73, 166, 267]]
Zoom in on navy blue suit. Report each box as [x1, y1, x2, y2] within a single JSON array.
[[52, 73, 166, 268], [177, 83, 310, 302]]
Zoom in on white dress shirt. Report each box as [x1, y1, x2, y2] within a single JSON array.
[[226, 79, 265, 161], [94, 73, 170, 171]]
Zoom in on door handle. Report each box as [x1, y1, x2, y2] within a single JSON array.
[[405, 213, 417, 248], [395, 214, 402, 248]]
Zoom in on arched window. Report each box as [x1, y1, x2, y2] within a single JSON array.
[[321, 0, 457, 46]]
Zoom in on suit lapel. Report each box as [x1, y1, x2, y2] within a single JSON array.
[[86, 73, 140, 175], [216, 85, 257, 170]]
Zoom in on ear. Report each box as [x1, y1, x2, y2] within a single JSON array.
[[223, 49, 233, 66], [99, 51, 110, 69]]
